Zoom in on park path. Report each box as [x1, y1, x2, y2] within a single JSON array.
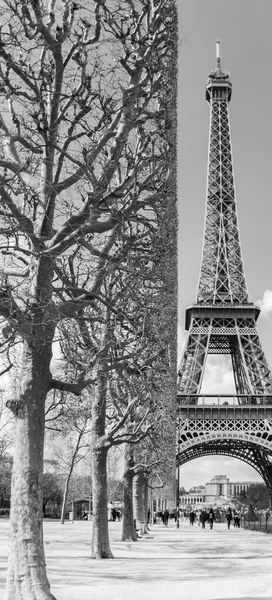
[[1, 519, 272, 599]]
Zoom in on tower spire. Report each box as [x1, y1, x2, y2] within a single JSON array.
[[215, 39, 221, 70]]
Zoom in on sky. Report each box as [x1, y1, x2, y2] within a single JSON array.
[[177, 0, 272, 490]]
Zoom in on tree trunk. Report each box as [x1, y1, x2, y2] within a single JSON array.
[[4, 343, 56, 600], [121, 443, 137, 542], [91, 444, 113, 558], [143, 475, 150, 530], [60, 473, 70, 525], [133, 471, 147, 535], [60, 431, 84, 524], [91, 365, 113, 559]]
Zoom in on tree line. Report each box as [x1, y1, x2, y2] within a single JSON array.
[[0, 1, 177, 599]]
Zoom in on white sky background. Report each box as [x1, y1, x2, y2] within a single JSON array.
[[177, 0, 272, 490]]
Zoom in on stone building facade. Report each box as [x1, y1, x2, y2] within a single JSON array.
[[181, 475, 255, 507], [205, 475, 251, 503]]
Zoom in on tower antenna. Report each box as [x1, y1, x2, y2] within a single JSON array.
[[215, 39, 221, 70]]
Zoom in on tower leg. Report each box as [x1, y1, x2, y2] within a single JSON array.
[[251, 449, 272, 509]]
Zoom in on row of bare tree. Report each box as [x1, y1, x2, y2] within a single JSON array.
[[0, 1, 177, 599]]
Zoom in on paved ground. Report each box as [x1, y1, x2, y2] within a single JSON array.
[[1, 519, 272, 599]]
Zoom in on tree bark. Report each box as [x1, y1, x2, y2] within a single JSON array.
[[60, 473, 70, 525], [4, 343, 56, 600], [143, 475, 150, 530], [133, 471, 147, 536], [121, 443, 137, 542], [91, 365, 113, 559], [91, 444, 113, 558]]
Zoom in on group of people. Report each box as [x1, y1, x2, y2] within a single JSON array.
[[155, 509, 170, 525], [199, 508, 215, 529], [188, 506, 241, 530], [225, 507, 241, 529], [188, 507, 215, 528]]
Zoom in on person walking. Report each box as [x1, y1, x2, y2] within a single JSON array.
[[226, 507, 233, 530], [157, 510, 163, 525], [164, 509, 169, 526], [200, 509, 208, 529], [234, 509, 241, 528], [189, 509, 195, 526], [208, 507, 215, 529]]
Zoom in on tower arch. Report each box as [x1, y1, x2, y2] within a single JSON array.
[[177, 443, 272, 502]]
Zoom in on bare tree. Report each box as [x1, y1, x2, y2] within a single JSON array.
[[58, 430, 90, 523], [123, 85, 178, 539], [46, 394, 92, 523], [57, 249, 174, 554], [128, 405, 176, 536], [54, 0, 177, 556], [89, 326, 156, 558], [60, 249, 173, 556]]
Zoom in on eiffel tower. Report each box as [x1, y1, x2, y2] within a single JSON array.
[[177, 41, 272, 500]]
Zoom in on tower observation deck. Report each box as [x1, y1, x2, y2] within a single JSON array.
[[177, 42, 272, 500]]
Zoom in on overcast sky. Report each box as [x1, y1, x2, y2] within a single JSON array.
[[177, 0, 272, 490]]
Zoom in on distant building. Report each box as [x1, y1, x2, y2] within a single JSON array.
[[205, 475, 252, 503], [180, 475, 256, 508], [181, 485, 205, 508]]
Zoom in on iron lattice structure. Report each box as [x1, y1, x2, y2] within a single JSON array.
[[177, 43, 272, 498]]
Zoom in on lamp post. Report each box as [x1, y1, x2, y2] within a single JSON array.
[[88, 497, 92, 521], [176, 418, 180, 529], [71, 498, 74, 524]]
